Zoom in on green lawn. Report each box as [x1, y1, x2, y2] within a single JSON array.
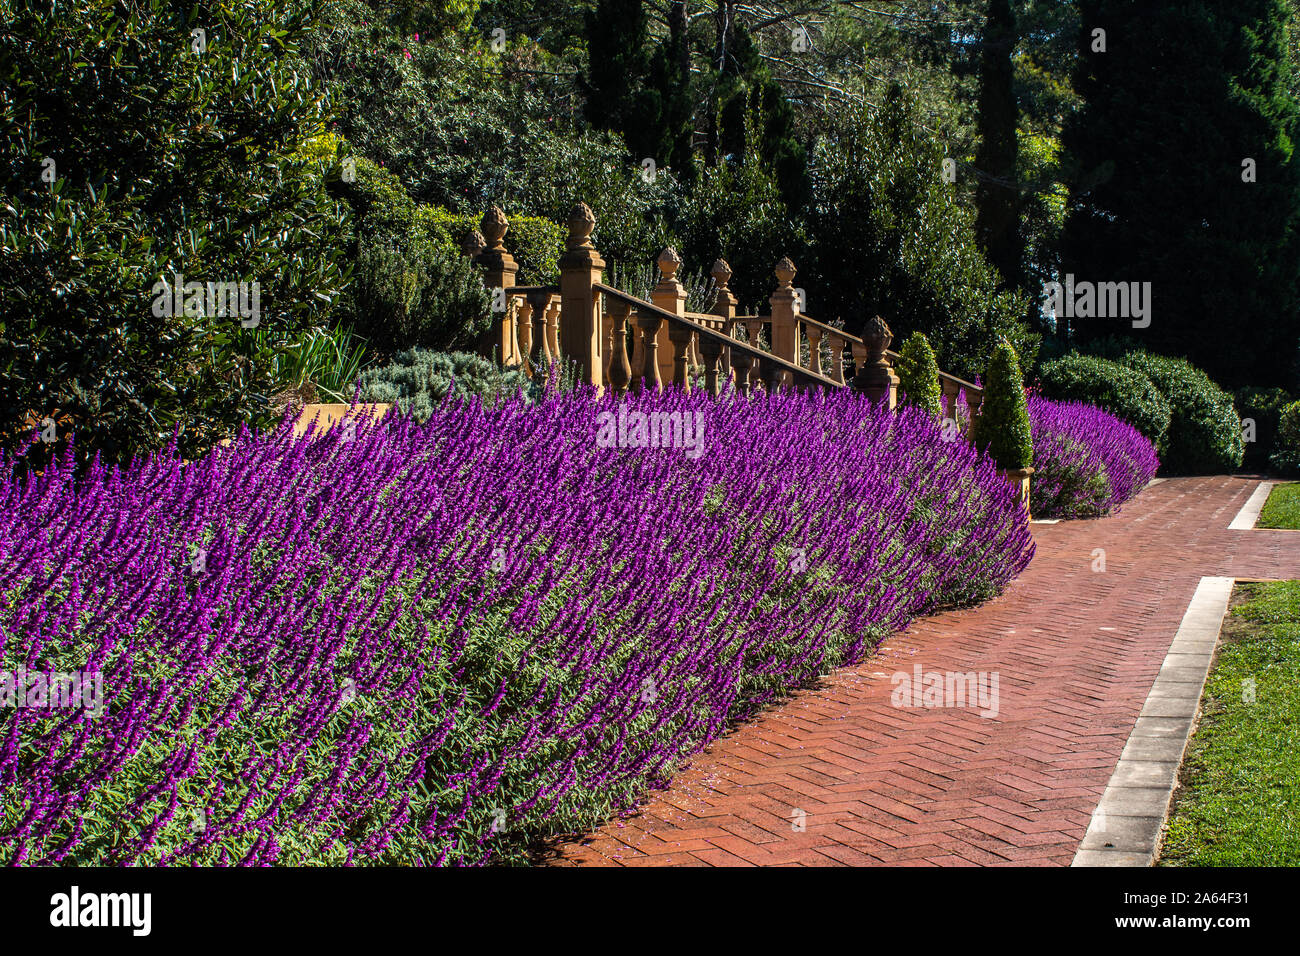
[[1258, 482, 1300, 529], [1159, 581, 1300, 865]]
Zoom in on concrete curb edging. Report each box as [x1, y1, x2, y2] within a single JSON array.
[[1071, 576, 1235, 867], [1228, 481, 1274, 530]]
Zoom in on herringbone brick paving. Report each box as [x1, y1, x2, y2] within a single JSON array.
[[544, 476, 1300, 866]]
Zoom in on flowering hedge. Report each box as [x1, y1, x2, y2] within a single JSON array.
[[1, 387, 1033, 865], [1028, 395, 1159, 519]]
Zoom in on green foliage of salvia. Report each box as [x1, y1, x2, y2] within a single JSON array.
[[895, 332, 943, 418]]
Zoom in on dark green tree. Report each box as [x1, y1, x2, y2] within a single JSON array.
[[1060, 0, 1300, 389], [974, 0, 1024, 291], [646, 0, 695, 181]]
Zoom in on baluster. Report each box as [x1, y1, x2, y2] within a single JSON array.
[[668, 323, 693, 392], [827, 337, 846, 385], [607, 300, 633, 396], [516, 297, 534, 374], [733, 352, 754, 397], [636, 308, 664, 392], [965, 385, 984, 443], [700, 337, 723, 397], [807, 324, 824, 376], [545, 296, 560, 365], [942, 378, 961, 424], [601, 298, 614, 388]]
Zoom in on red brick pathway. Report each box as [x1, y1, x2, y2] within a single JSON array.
[[545, 477, 1300, 866]]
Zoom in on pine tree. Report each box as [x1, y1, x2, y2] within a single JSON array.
[[974, 0, 1024, 291], [1060, 0, 1300, 389]]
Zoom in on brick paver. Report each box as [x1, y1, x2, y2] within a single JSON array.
[[544, 477, 1300, 866]]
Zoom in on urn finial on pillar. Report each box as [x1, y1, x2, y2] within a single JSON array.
[[853, 315, 899, 408], [481, 205, 509, 253], [461, 229, 487, 258], [566, 202, 597, 251]]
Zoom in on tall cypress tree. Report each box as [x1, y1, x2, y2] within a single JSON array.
[[713, 23, 809, 209], [1060, 0, 1300, 389], [974, 0, 1024, 291], [646, 0, 695, 180], [581, 0, 657, 159]]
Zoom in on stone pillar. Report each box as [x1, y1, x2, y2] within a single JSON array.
[[558, 202, 605, 391], [473, 207, 518, 365], [769, 257, 801, 386], [651, 247, 687, 386], [853, 315, 899, 408]]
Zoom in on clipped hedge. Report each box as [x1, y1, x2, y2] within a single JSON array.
[[1118, 352, 1243, 474], [1038, 353, 1171, 452], [1235, 386, 1293, 471], [1270, 400, 1300, 477], [415, 207, 564, 286]]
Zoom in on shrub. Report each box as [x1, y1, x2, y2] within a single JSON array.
[[977, 340, 1033, 470], [1269, 401, 1300, 477], [1235, 386, 1292, 471], [0, 0, 350, 472], [1117, 352, 1244, 474], [414, 206, 565, 286], [0, 388, 1034, 865], [1028, 396, 1160, 518], [348, 237, 493, 357], [1038, 353, 1171, 451], [895, 332, 943, 418], [357, 349, 535, 418]]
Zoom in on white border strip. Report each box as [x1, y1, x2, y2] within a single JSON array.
[[1072, 576, 1234, 867], [1229, 481, 1274, 530]]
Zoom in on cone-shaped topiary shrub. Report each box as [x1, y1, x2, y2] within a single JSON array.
[[895, 331, 943, 418], [978, 339, 1033, 470]]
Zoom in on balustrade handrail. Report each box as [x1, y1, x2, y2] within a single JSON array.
[[503, 284, 559, 296], [594, 284, 841, 392], [735, 309, 983, 395]]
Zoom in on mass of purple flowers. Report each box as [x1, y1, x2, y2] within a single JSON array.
[[1028, 394, 1160, 519], [1, 386, 1033, 865]]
